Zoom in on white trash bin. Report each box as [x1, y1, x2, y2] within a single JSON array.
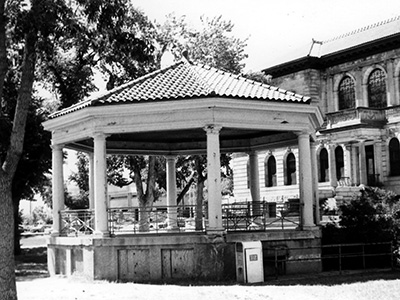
[[235, 241, 264, 283]]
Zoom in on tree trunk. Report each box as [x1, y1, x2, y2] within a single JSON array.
[[0, 16, 37, 299], [195, 179, 205, 231], [0, 179, 17, 300], [135, 156, 157, 232], [13, 200, 21, 255], [0, 0, 6, 103], [195, 157, 206, 231], [138, 199, 152, 232]]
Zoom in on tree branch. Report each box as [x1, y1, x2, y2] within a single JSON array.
[[3, 28, 37, 179], [176, 176, 195, 205], [133, 163, 144, 202]]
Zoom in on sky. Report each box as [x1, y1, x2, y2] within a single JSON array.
[[133, 0, 400, 72]]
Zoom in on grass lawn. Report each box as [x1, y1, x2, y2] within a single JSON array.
[[15, 247, 400, 300]]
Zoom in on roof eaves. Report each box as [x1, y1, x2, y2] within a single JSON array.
[[261, 56, 321, 77], [49, 61, 188, 119]]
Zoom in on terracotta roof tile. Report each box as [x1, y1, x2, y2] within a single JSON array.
[[50, 61, 310, 118]]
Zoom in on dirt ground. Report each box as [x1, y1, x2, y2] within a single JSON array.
[[15, 247, 400, 300]]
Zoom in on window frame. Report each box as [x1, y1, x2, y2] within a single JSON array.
[[338, 76, 356, 110], [367, 68, 387, 108], [318, 147, 329, 183], [264, 155, 277, 187], [284, 152, 296, 186], [389, 138, 400, 176]]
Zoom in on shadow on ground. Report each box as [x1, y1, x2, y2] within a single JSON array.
[[15, 246, 400, 286], [261, 269, 400, 286], [15, 247, 49, 281]]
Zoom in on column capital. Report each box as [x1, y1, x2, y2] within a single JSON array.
[[93, 131, 110, 140], [295, 130, 312, 138], [204, 124, 222, 135], [51, 143, 64, 151], [310, 141, 318, 149], [328, 143, 337, 150], [247, 149, 258, 156], [165, 154, 177, 161]]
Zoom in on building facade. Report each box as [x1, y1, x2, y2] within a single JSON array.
[[233, 16, 400, 206]]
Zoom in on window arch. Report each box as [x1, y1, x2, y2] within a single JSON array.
[[264, 155, 277, 187], [389, 138, 400, 176], [284, 152, 296, 186], [368, 68, 387, 108], [335, 146, 344, 181], [318, 148, 329, 182], [338, 76, 355, 110]]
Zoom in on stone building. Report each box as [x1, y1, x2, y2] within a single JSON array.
[[232, 16, 400, 207]]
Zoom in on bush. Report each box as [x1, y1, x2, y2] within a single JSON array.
[[322, 187, 400, 245]]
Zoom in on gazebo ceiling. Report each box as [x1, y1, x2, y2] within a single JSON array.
[[68, 127, 298, 155], [43, 60, 324, 154]]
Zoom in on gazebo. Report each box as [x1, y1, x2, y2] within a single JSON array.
[[43, 60, 324, 282]]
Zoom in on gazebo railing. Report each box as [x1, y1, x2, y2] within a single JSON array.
[[59, 201, 303, 236], [222, 200, 302, 231], [107, 204, 208, 235], [60, 209, 95, 236]]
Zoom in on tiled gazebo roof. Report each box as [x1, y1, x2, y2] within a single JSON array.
[[51, 60, 310, 118]]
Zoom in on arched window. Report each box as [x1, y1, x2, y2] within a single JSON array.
[[264, 155, 277, 187], [338, 76, 355, 110], [319, 148, 329, 182], [368, 69, 387, 108], [335, 146, 344, 181], [285, 153, 296, 185], [389, 138, 400, 176]]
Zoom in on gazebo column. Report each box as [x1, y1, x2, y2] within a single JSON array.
[[248, 150, 260, 213], [93, 132, 109, 236], [204, 125, 224, 233], [88, 152, 95, 210], [51, 144, 65, 236], [298, 132, 315, 229], [166, 155, 178, 229]]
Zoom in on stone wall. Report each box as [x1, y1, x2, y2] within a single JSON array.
[[47, 229, 322, 283]]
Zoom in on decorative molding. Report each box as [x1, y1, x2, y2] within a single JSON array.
[[203, 124, 222, 135]]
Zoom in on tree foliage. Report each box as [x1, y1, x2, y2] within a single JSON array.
[[38, 0, 157, 107], [156, 14, 248, 74], [322, 187, 400, 245]]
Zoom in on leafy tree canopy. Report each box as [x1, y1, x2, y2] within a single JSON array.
[[156, 14, 248, 74]]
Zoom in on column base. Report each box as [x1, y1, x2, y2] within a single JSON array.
[[301, 225, 319, 231], [167, 226, 180, 232], [93, 231, 110, 237], [206, 227, 225, 235], [50, 231, 60, 237]]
